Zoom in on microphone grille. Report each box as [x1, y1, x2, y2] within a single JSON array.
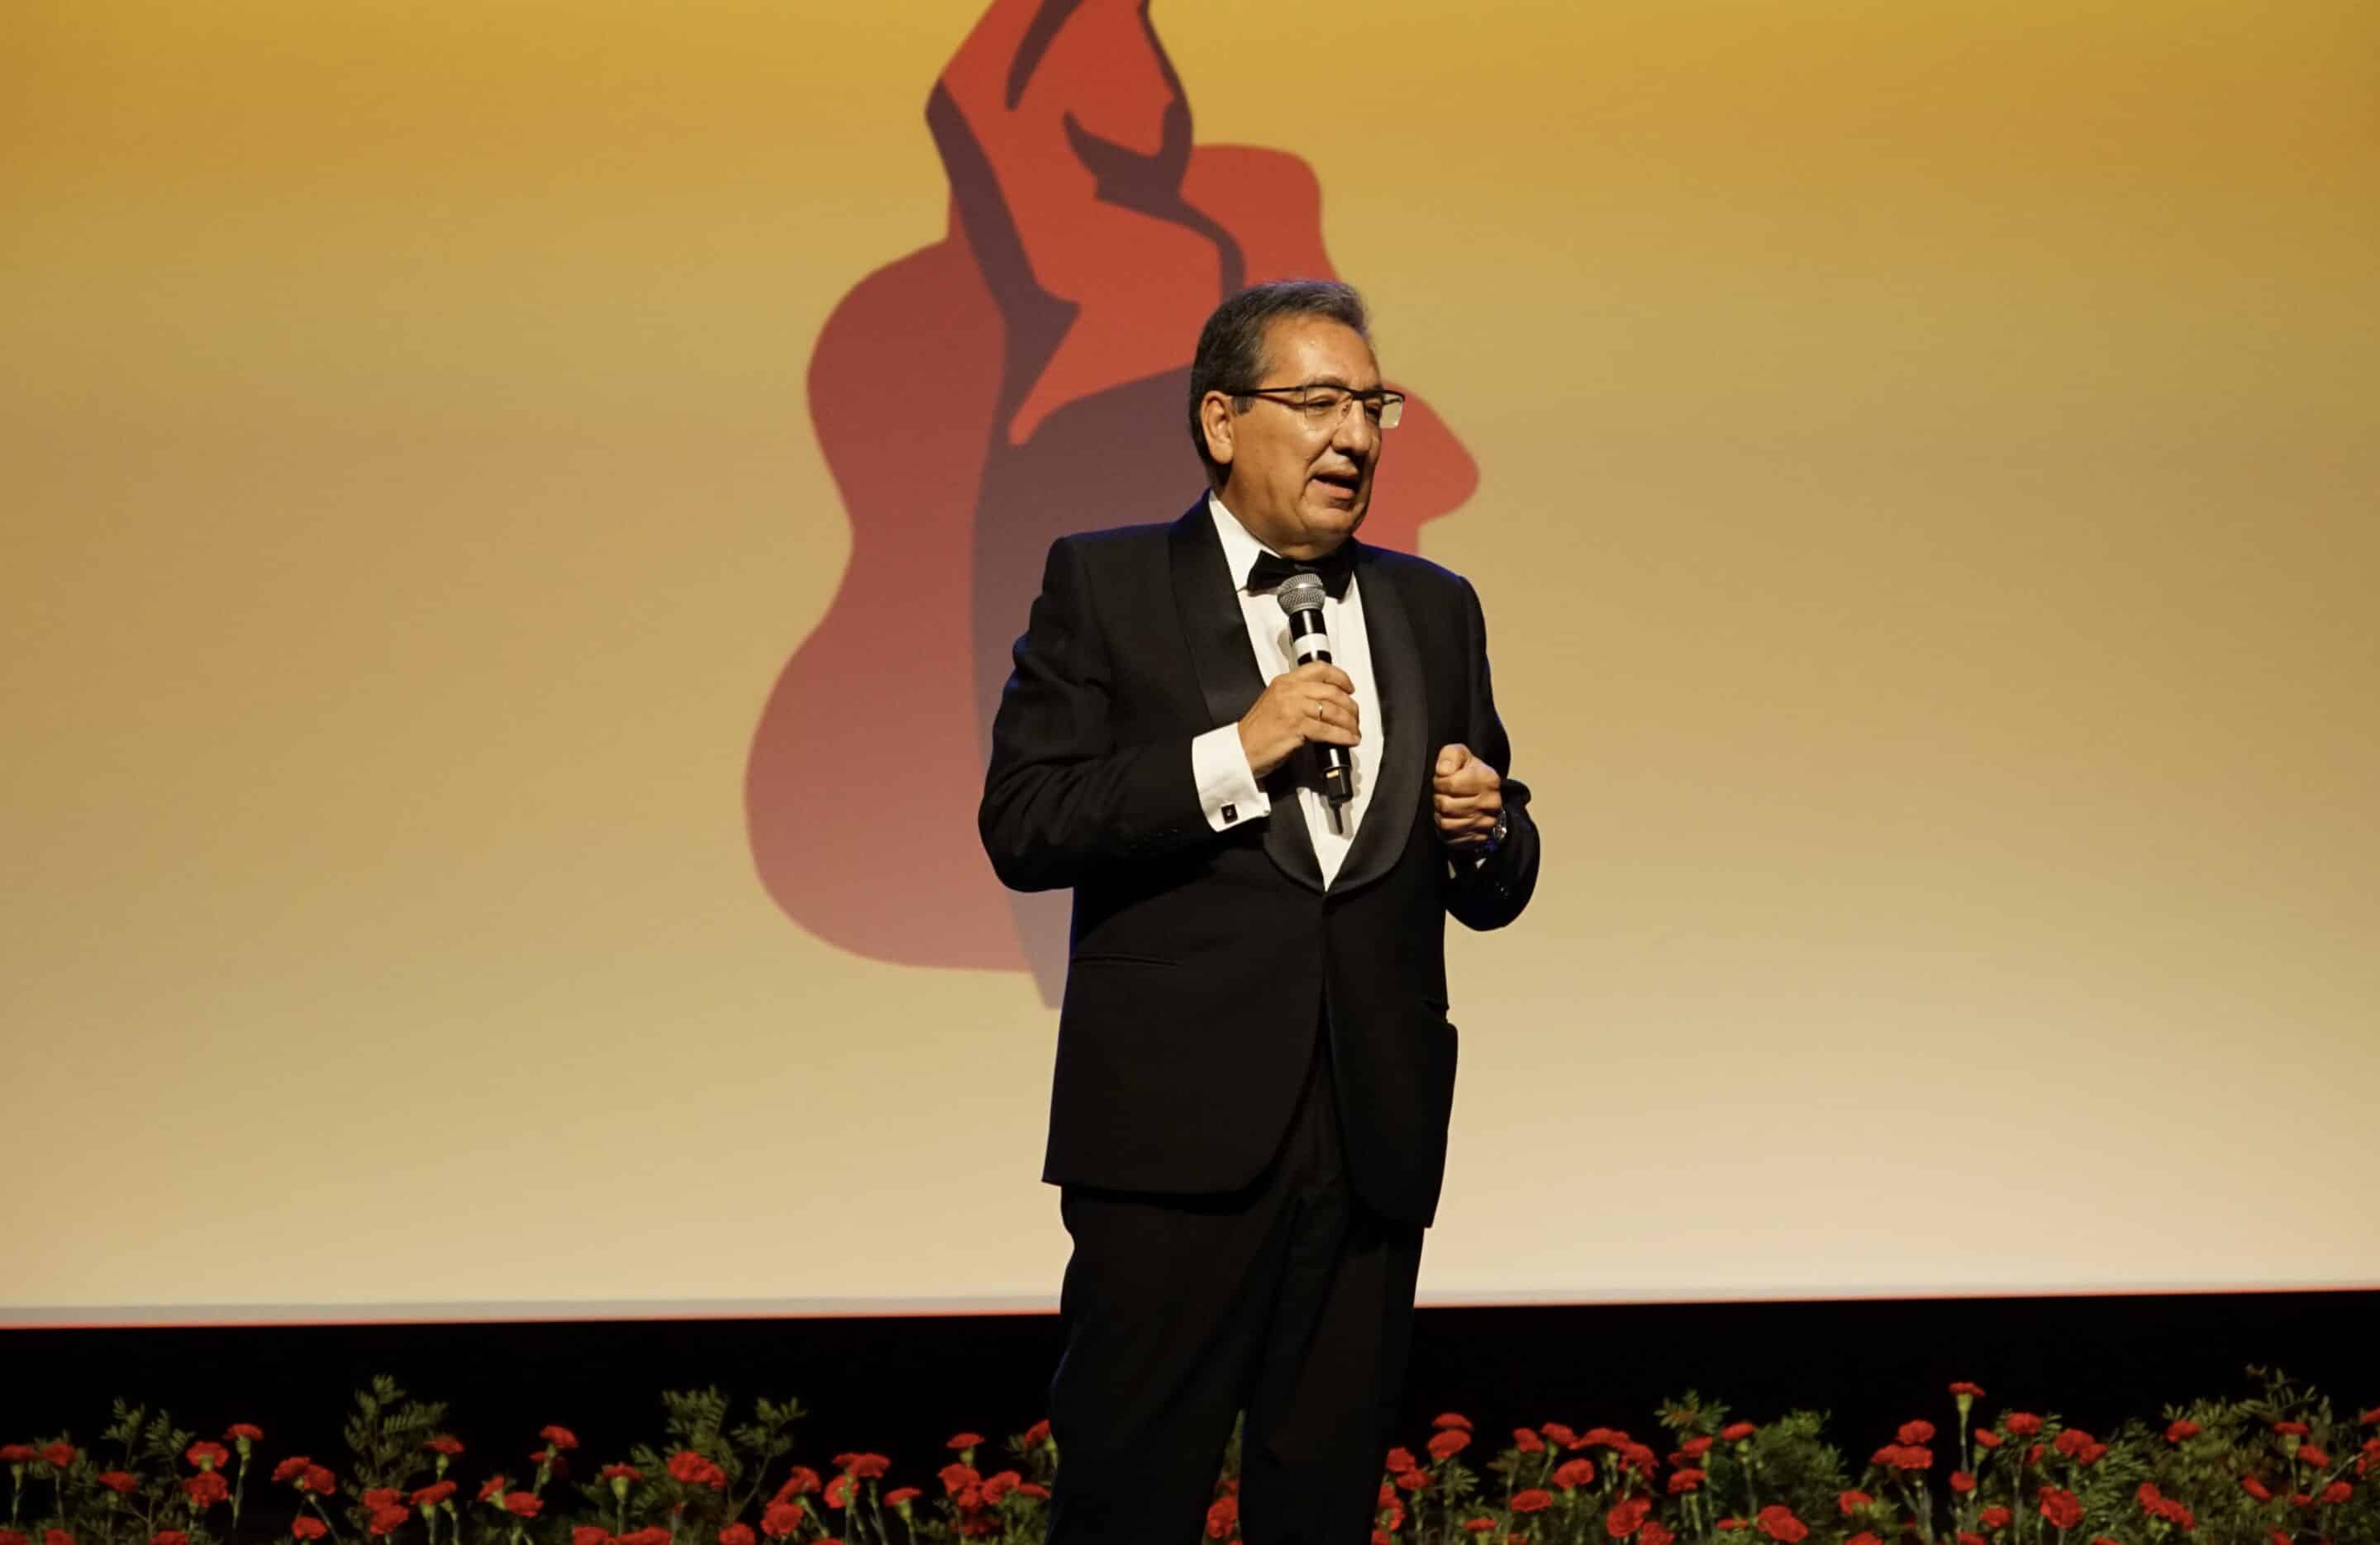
[[1274, 571, 1329, 616]]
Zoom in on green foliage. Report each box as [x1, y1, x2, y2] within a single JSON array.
[[17, 1366, 2378, 1545], [345, 1376, 450, 1503]]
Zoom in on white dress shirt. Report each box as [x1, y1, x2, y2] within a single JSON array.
[[1188, 492, 1383, 887]]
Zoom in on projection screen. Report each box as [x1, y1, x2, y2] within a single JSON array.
[[5, 0, 2377, 1321]]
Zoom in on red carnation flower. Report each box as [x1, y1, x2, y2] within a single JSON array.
[[0, 1449, 36, 1465], [1977, 1430, 2005, 1450], [1953, 1472, 1977, 1495], [2026, 1444, 2047, 1467], [1515, 1429, 1545, 1453], [1668, 1468, 1706, 1495], [2054, 1430, 2094, 1457], [1434, 1414, 1474, 1432], [574, 1528, 612, 1545], [1580, 1429, 1633, 1448], [1716, 1520, 1746, 1532], [1722, 1423, 1757, 1442], [888, 1487, 926, 1505], [1900, 1422, 1936, 1446], [947, 1433, 985, 1451], [667, 1452, 726, 1490], [617, 1530, 668, 1545], [2078, 1443, 2109, 1466], [534, 1427, 575, 1452], [1608, 1496, 1653, 1538], [2287, 1494, 2311, 1509], [293, 1522, 327, 1541], [2273, 1423, 2310, 1437], [1757, 1506, 1808, 1543], [477, 1476, 507, 1504], [2299, 1445, 2332, 1467], [1463, 1519, 1496, 1535], [1841, 1490, 1874, 1514], [181, 1472, 230, 1509], [1513, 1490, 1554, 1514], [367, 1490, 404, 1511], [1554, 1458, 1597, 1490], [938, 1463, 978, 1495], [2167, 1422, 2202, 1443], [1429, 1429, 1471, 1461], [1872, 1444, 1933, 1471], [2006, 1415, 2044, 1438], [1206, 1495, 1238, 1540], [984, 1472, 1024, 1505], [154, 1533, 191, 1545], [1642, 1523, 1675, 1545], [45, 1529, 72, 1545], [2244, 1478, 2275, 1501], [99, 1471, 139, 1495], [273, 1457, 312, 1486], [2320, 1482, 2353, 1505], [2040, 1487, 2084, 1530], [303, 1466, 337, 1495], [502, 1495, 542, 1519], [1980, 1507, 2012, 1530], [185, 1443, 231, 1472], [824, 1475, 852, 1509], [843, 1454, 890, 1480], [1023, 1419, 1051, 1445], [367, 1507, 408, 1537], [1848, 1534, 1883, 1545], [601, 1465, 643, 1484], [1385, 1448, 1418, 1474], [1617, 1441, 1659, 1477], [1950, 1383, 1987, 1398], [759, 1505, 802, 1541], [1397, 1468, 1430, 1493], [425, 1438, 464, 1457], [1542, 1424, 1580, 1449], [412, 1481, 456, 1508], [45, 1446, 78, 1470]]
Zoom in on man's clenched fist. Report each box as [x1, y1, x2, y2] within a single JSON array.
[[1433, 743, 1502, 845], [1237, 661, 1360, 780]]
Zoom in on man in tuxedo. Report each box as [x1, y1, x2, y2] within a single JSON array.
[[978, 278, 1540, 1543]]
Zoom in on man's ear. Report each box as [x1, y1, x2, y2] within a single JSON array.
[[1199, 392, 1236, 470]]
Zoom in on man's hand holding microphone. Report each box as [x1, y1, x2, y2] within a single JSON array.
[[1236, 664, 1502, 848]]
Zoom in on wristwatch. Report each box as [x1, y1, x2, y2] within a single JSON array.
[[1475, 805, 1509, 857]]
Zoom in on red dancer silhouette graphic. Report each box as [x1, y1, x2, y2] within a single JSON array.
[[748, 0, 1479, 1002]]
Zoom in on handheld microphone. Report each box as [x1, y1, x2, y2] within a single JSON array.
[[1274, 571, 1352, 806]]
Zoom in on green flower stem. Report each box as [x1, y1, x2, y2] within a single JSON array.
[[306, 1491, 346, 1544]]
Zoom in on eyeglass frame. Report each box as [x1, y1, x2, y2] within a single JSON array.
[[1222, 381, 1407, 430]]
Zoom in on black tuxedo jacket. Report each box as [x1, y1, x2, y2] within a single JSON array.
[[978, 497, 1540, 1227]]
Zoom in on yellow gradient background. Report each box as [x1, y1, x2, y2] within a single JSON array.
[[5, 0, 2377, 1318]]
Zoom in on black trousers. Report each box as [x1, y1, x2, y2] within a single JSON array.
[[1045, 1029, 1427, 1544]]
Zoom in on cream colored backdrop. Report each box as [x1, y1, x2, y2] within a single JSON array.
[[5, 0, 2377, 1320]]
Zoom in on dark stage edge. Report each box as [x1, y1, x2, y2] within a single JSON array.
[[6, 1291, 2375, 1489]]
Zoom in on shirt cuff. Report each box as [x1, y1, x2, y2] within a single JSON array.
[[1191, 725, 1269, 832]]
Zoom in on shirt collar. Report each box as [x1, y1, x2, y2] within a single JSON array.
[[1207, 491, 1279, 592]]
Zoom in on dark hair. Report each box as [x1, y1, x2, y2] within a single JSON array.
[[1187, 279, 1371, 484]]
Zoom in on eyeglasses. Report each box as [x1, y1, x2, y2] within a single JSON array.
[[1228, 383, 1406, 430]]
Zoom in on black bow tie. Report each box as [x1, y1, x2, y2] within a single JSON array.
[[1245, 545, 1355, 601]]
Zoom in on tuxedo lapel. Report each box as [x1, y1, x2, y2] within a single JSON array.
[[1330, 546, 1427, 897], [1165, 500, 1325, 893]]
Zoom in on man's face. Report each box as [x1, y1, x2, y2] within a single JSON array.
[[1206, 316, 1383, 559]]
